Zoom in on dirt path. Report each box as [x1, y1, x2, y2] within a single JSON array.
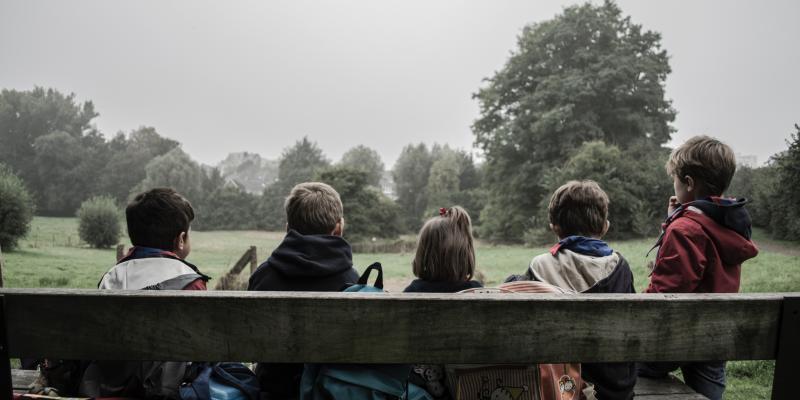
[[755, 240, 800, 257]]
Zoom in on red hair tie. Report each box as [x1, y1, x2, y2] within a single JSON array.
[[439, 207, 448, 216]]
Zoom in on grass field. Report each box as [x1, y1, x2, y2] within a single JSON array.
[[2, 217, 798, 399]]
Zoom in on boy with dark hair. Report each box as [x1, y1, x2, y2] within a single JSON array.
[[522, 180, 636, 400], [79, 188, 209, 398], [248, 182, 359, 399], [638, 136, 758, 400]]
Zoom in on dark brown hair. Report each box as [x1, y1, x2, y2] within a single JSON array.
[[666, 135, 737, 196], [548, 180, 609, 237], [412, 206, 475, 282], [285, 182, 344, 235], [126, 188, 194, 250]]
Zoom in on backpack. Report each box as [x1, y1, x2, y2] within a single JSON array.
[[445, 282, 595, 400], [180, 362, 260, 400], [300, 263, 433, 400]]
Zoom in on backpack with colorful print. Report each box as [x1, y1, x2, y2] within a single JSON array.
[[446, 281, 595, 400]]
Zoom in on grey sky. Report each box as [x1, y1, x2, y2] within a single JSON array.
[[1, 0, 798, 167]]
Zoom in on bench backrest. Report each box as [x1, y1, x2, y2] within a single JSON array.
[[0, 289, 797, 399]]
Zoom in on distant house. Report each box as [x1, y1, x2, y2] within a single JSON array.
[[736, 154, 758, 168]]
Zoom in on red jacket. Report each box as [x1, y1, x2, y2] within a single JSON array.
[[646, 209, 758, 294]]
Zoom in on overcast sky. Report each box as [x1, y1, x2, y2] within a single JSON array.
[[1, 0, 798, 167]]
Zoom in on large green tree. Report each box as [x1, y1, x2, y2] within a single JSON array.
[[259, 137, 331, 230], [133, 148, 205, 205], [99, 127, 180, 204], [0, 87, 97, 186], [473, 1, 675, 241], [338, 145, 385, 187], [392, 143, 434, 231], [318, 166, 401, 241]]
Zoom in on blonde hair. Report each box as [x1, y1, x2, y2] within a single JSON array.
[[666, 135, 736, 196], [548, 180, 609, 237], [284, 182, 343, 235], [412, 206, 475, 282]]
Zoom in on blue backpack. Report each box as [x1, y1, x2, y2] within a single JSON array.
[[180, 362, 260, 400], [300, 263, 433, 400]]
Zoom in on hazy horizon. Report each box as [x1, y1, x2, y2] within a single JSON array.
[[1, 0, 798, 167]]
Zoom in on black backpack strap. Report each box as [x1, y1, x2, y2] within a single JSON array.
[[357, 262, 384, 289]]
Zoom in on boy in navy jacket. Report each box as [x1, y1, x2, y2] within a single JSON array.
[[248, 182, 359, 399]]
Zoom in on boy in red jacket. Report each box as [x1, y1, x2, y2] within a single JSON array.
[[638, 136, 758, 400]]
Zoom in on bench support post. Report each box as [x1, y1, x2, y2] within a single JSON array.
[[0, 296, 11, 397], [772, 296, 800, 400]]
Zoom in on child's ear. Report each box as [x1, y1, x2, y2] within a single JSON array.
[[331, 218, 345, 236], [602, 220, 610, 236], [550, 223, 561, 238], [176, 231, 187, 251], [684, 175, 695, 193]]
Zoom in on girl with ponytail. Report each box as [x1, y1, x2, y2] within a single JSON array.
[[403, 206, 483, 293]]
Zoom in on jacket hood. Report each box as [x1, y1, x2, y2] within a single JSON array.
[[266, 229, 354, 278], [688, 197, 753, 240], [683, 211, 759, 266], [529, 251, 633, 293]]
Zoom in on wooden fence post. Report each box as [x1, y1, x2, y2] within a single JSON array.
[[249, 246, 257, 274], [116, 244, 125, 262], [772, 296, 800, 399]]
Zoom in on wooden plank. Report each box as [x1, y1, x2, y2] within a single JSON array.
[[772, 296, 800, 400], [635, 394, 708, 400], [0, 290, 784, 364], [0, 243, 5, 288], [0, 296, 12, 398], [634, 376, 702, 395]]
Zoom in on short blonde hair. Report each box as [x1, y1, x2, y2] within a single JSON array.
[[412, 206, 475, 282], [666, 135, 736, 196], [548, 180, 609, 237], [284, 182, 343, 235]]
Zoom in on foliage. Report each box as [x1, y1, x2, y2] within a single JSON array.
[[766, 126, 800, 239], [133, 148, 205, 205], [197, 184, 261, 231], [424, 146, 486, 227], [727, 125, 800, 240], [0, 166, 35, 251], [77, 196, 121, 248], [473, 1, 675, 241], [393, 144, 434, 231], [318, 166, 402, 241], [0, 87, 98, 190], [526, 141, 671, 243], [339, 145, 385, 187], [217, 152, 278, 194], [99, 127, 180, 204], [259, 137, 331, 230]]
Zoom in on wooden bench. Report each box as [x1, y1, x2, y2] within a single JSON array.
[[0, 289, 796, 399]]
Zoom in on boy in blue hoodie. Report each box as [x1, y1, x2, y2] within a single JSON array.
[[522, 180, 636, 400], [248, 182, 359, 399]]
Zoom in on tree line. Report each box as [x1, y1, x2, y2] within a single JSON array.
[[2, 1, 798, 250]]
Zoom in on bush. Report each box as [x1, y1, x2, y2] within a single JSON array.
[[0, 166, 35, 251], [535, 141, 672, 241], [77, 196, 121, 248]]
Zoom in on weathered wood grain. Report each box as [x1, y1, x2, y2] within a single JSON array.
[[634, 376, 700, 395], [0, 289, 785, 363]]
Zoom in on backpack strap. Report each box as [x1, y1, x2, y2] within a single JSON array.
[[357, 262, 384, 289]]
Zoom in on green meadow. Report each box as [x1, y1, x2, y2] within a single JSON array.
[[3, 217, 798, 399]]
